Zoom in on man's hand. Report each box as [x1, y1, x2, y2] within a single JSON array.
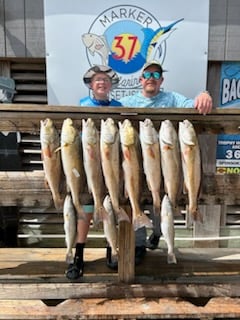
[[194, 91, 213, 115]]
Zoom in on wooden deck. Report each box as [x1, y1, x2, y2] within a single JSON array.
[[0, 106, 240, 318], [0, 247, 240, 319]]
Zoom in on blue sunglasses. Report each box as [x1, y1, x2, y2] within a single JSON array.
[[142, 71, 162, 80]]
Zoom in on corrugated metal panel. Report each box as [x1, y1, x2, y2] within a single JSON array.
[[0, 0, 5, 57], [225, 0, 240, 60], [208, 0, 227, 61], [0, 0, 45, 58]]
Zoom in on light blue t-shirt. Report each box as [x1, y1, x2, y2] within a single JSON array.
[[119, 91, 194, 108]]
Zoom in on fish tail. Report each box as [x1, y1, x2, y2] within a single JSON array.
[[191, 208, 203, 223], [75, 204, 87, 221], [65, 252, 74, 264], [53, 196, 64, 211], [115, 206, 130, 223], [133, 212, 153, 231], [167, 253, 177, 264], [94, 205, 110, 226], [186, 206, 203, 228], [153, 204, 161, 217], [172, 204, 182, 217]]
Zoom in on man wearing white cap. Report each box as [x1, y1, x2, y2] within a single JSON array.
[[120, 60, 212, 115], [119, 60, 213, 249]]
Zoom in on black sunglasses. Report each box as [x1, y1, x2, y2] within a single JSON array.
[[142, 71, 162, 80]]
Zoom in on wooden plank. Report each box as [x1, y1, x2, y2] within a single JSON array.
[[16, 84, 47, 91], [11, 72, 46, 81], [0, 61, 11, 77], [0, 282, 239, 300], [0, 297, 240, 320], [118, 206, 135, 283], [198, 134, 217, 174], [13, 95, 48, 103], [207, 61, 221, 107], [5, 0, 26, 57], [0, 297, 239, 320], [1, 171, 240, 207], [0, 105, 240, 134], [11, 62, 46, 71], [0, 0, 5, 57], [0, 248, 239, 299], [25, 0, 45, 57]]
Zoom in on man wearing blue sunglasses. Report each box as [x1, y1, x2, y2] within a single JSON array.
[[120, 60, 212, 115], [120, 60, 212, 250]]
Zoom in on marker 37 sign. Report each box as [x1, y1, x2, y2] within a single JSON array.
[[81, 5, 183, 93]]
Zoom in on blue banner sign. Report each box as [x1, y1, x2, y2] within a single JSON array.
[[220, 61, 240, 108], [216, 134, 240, 174]]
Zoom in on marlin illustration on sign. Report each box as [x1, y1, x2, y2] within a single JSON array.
[[141, 18, 184, 61]]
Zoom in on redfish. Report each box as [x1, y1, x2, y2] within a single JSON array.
[[82, 118, 108, 225], [100, 118, 129, 223], [40, 118, 63, 210], [61, 118, 85, 220], [119, 119, 152, 231], [178, 119, 202, 223]]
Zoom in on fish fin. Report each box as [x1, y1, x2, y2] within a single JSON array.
[[163, 144, 173, 151], [133, 212, 153, 231], [153, 205, 161, 217], [87, 145, 95, 159], [42, 146, 51, 158], [103, 145, 111, 160], [115, 207, 130, 223], [123, 148, 131, 161], [147, 146, 155, 158], [54, 146, 62, 153], [66, 252, 74, 264], [167, 253, 177, 264]]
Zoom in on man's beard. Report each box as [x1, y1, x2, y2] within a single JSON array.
[[145, 84, 157, 95]]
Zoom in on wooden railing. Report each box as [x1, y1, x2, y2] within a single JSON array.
[[0, 104, 240, 282]]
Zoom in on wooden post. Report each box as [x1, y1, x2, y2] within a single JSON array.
[[193, 204, 221, 247], [118, 205, 135, 283]]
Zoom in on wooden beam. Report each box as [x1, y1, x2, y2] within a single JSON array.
[[0, 282, 239, 300], [0, 297, 239, 319], [0, 104, 240, 134]]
